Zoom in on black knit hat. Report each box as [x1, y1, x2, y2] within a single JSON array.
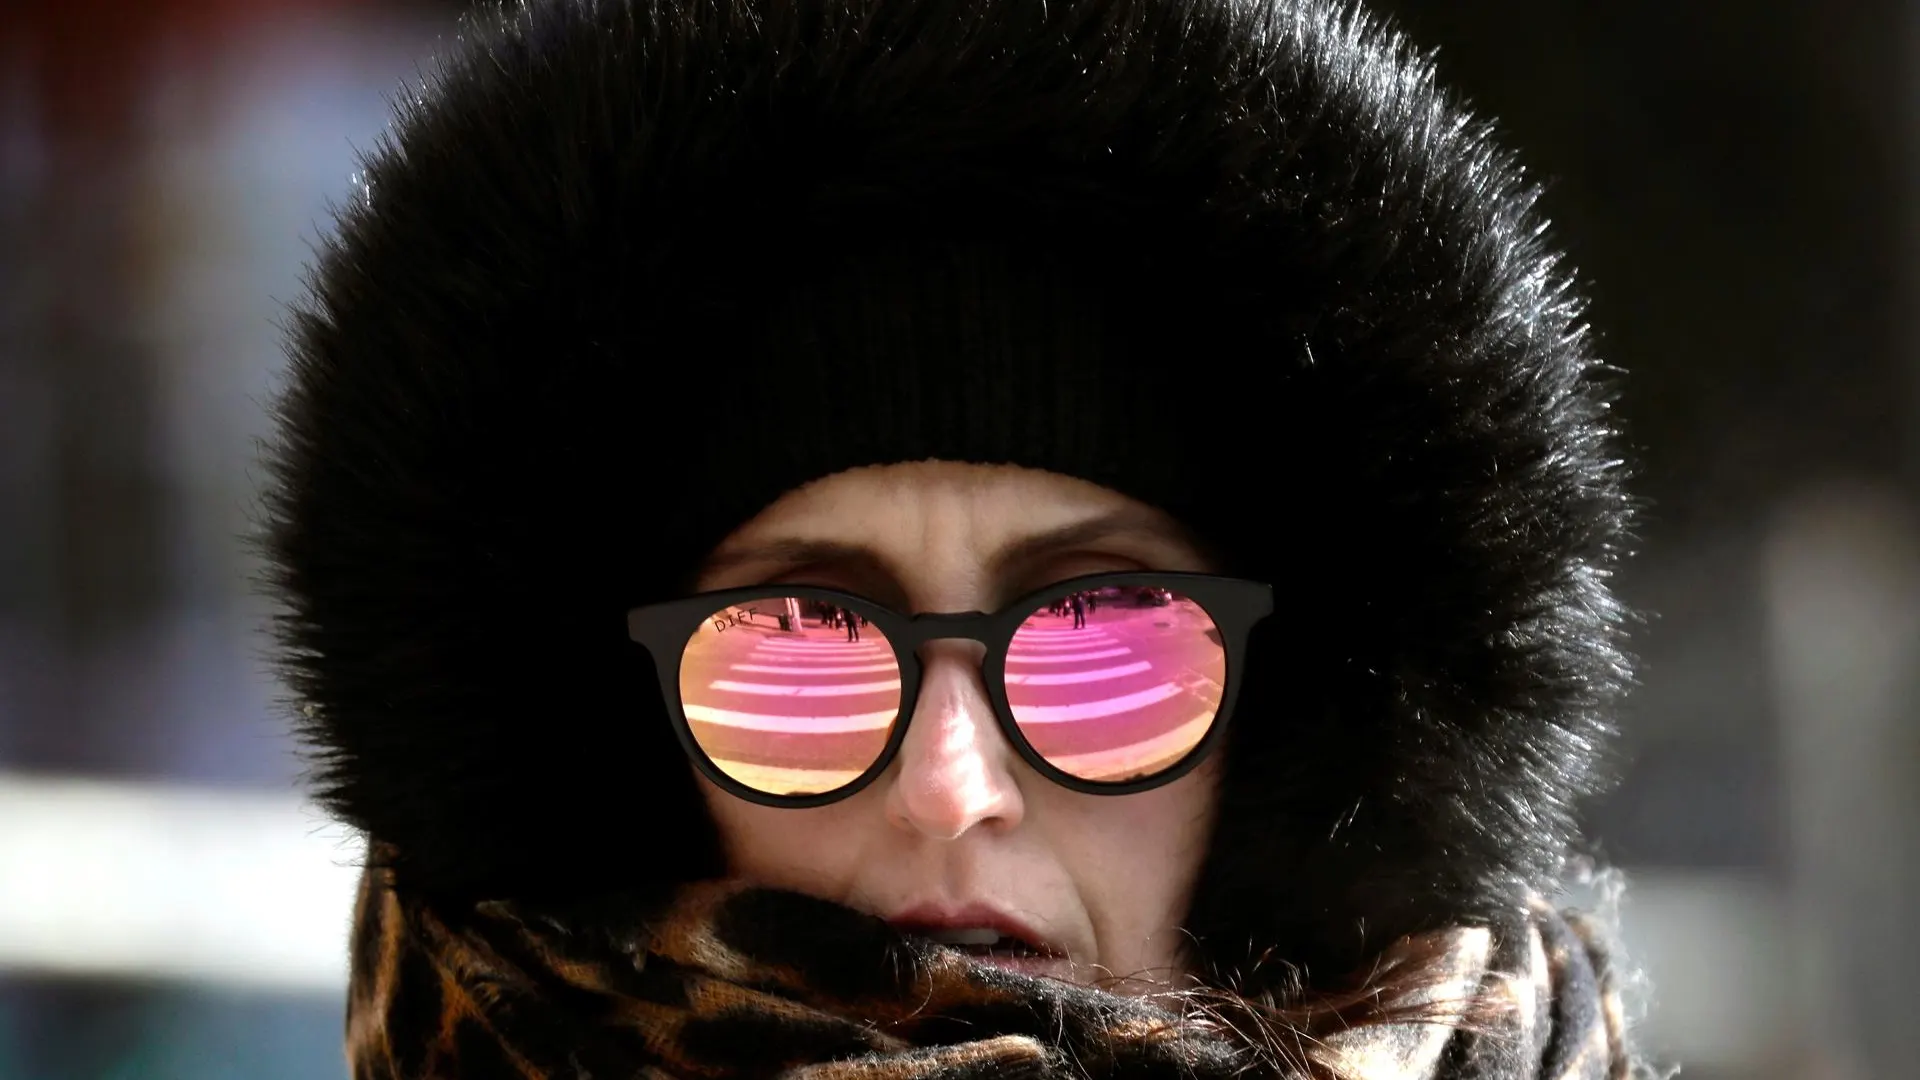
[[261, 0, 1636, 988]]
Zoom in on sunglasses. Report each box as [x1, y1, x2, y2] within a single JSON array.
[[627, 571, 1273, 807]]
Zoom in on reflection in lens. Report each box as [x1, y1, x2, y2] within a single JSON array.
[[678, 597, 900, 796], [1005, 585, 1225, 783]]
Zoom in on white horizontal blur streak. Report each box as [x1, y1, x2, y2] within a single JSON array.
[[0, 767, 1796, 1069], [1561, 870, 1794, 1070], [0, 771, 361, 992]]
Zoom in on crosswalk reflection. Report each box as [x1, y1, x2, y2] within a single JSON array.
[[678, 591, 1226, 793]]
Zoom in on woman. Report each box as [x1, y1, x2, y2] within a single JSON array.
[[261, 0, 1646, 1076]]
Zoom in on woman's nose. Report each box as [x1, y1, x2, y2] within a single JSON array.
[[882, 641, 1026, 840]]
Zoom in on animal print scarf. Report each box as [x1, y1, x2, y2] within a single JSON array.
[[345, 871, 1645, 1080]]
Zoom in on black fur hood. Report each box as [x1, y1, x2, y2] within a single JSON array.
[[261, 0, 1637, 988]]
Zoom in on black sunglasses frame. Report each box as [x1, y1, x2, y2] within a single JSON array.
[[627, 571, 1274, 808]]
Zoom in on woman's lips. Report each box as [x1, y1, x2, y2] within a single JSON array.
[[884, 902, 1068, 960]]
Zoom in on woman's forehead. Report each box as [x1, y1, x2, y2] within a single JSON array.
[[697, 461, 1210, 599]]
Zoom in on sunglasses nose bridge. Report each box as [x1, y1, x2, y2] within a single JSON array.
[[898, 611, 996, 651]]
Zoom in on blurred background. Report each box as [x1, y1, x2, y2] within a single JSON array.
[[1, 1, 1914, 1077]]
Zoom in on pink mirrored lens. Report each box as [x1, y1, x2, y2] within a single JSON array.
[[1006, 586, 1225, 783], [678, 598, 900, 796]]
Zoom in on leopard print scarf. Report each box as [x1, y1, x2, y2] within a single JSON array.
[[345, 870, 1644, 1080]]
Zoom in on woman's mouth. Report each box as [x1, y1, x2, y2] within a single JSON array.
[[920, 926, 1047, 956], [886, 907, 1073, 976]]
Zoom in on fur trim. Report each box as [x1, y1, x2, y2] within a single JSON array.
[[260, 0, 1637, 987]]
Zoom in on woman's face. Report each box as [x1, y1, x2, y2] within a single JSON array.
[[691, 461, 1221, 990]]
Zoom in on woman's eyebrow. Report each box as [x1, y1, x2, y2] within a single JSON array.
[[700, 506, 1193, 584], [698, 538, 891, 582], [987, 507, 1191, 575]]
